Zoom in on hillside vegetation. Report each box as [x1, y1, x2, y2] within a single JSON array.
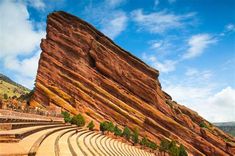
[[0, 73, 30, 99]]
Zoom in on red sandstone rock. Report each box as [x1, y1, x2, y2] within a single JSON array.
[[30, 11, 235, 155]]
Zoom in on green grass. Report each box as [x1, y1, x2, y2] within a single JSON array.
[[0, 80, 30, 99]]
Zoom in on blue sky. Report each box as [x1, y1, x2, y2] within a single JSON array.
[[0, 0, 234, 122]]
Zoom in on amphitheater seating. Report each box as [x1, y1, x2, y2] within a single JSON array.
[[0, 113, 155, 156]]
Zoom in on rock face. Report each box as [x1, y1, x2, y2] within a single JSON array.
[[31, 11, 235, 155]]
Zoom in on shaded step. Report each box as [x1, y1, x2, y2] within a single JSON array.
[[29, 126, 77, 156], [0, 121, 63, 130], [0, 125, 75, 156], [0, 123, 68, 142]]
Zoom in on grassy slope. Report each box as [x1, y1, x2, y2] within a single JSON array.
[[0, 73, 30, 98]]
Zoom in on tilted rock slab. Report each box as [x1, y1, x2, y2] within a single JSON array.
[[31, 11, 235, 156]]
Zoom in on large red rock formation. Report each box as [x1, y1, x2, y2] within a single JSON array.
[[31, 11, 235, 155]]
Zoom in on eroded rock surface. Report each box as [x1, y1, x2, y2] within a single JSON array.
[[31, 11, 235, 155]]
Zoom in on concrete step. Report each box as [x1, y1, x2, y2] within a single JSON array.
[[67, 129, 87, 156], [0, 124, 69, 142], [0, 121, 63, 130], [0, 125, 75, 156], [36, 127, 77, 156]]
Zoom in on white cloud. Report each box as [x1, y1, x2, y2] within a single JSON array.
[[27, 0, 45, 10], [0, 0, 45, 88], [0, 0, 44, 58], [4, 51, 40, 78], [131, 9, 195, 34], [84, 0, 127, 39], [183, 34, 216, 59], [101, 12, 127, 39], [142, 54, 177, 73], [162, 68, 235, 122], [106, 0, 125, 7], [225, 24, 235, 32]]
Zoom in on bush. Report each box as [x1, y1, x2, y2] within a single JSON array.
[[114, 125, 122, 136], [107, 122, 115, 133], [199, 121, 208, 129], [3, 93, 8, 99], [87, 121, 95, 130], [122, 126, 131, 140], [70, 114, 85, 127], [61, 111, 71, 123], [148, 141, 157, 150], [179, 144, 188, 156], [131, 128, 139, 145], [159, 139, 171, 152], [169, 141, 179, 156], [100, 121, 109, 134], [140, 137, 148, 146]]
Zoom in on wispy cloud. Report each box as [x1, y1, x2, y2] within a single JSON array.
[[84, 0, 128, 39], [162, 69, 235, 122], [131, 9, 195, 34], [142, 53, 178, 73], [182, 34, 217, 59], [27, 0, 45, 10]]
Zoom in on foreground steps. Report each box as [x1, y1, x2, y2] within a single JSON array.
[[0, 122, 155, 156]]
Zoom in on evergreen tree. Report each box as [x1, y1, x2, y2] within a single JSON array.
[[87, 121, 95, 130], [114, 125, 122, 136], [61, 111, 71, 123], [140, 137, 148, 146], [100, 121, 109, 134], [131, 128, 139, 145], [70, 114, 85, 127], [179, 144, 188, 156], [122, 126, 131, 140]]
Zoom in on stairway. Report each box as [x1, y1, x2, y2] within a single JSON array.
[[0, 115, 155, 156]]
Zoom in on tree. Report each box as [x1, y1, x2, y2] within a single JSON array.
[[140, 137, 148, 146], [114, 125, 122, 136], [61, 111, 71, 123], [179, 144, 188, 156], [159, 139, 171, 156], [107, 121, 115, 133], [70, 114, 85, 127], [131, 128, 139, 145], [169, 141, 179, 156], [100, 121, 109, 134], [3, 93, 8, 99], [122, 126, 131, 140], [87, 121, 95, 130], [148, 141, 157, 150]]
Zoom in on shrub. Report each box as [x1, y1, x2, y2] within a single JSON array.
[[148, 141, 157, 150], [107, 122, 115, 133], [3, 93, 8, 99], [114, 125, 122, 136], [199, 121, 208, 129], [87, 121, 95, 130], [169, 141, 179, 156], [159, 139, 171, 152], [61, 111, 71, 123], [100, 121, 109, 134], [140, 137, 148, 146], [131, 128, 139, 145], [70, 114, 85, 127], [179, 144, 188, 156], [122, 126, 131, 140]]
